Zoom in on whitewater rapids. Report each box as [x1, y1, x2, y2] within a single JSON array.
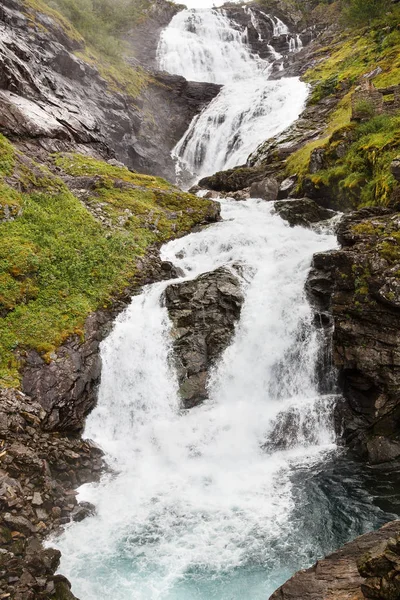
[[53, 200, 341, 599]]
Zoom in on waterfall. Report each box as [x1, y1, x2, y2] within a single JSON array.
[[157, 8, 308, 184], [173, 77, 307, 182], [157, 9, 265, 84], [52, 200, 343, 600]]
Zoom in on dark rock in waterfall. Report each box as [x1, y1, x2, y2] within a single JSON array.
[[306, 208, 400, 464], [22, 251, 189, 433], [164, 267, 244, 408], [278, 175, 298, 199], [269, 520, 400, 600], [250, 176, 279, 200], [273, 198, 336, 227], [199, 165, 264, 192]]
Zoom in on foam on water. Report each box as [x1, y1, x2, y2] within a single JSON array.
[[53, 200, 340, 599]]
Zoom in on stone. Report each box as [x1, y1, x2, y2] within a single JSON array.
[[269, 521, 400, 600], [273, 198, 336, 227], [164, 267, 244, 408], [250, 177, 279, 201], [306, 209, 400, 462], [32, 492, 43, 506], [278, 175, 297, 199], [391, 157, 400, 182]]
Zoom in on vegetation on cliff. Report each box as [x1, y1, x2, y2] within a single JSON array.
[[22, 0, 153, 97], [0, 136, 217, 388], [285, 1, 400, 208]]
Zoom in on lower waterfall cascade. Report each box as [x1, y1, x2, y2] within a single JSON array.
[[157, 8, 308, 184], [51, 5, 400, 600], [53, 201, 397, 599]]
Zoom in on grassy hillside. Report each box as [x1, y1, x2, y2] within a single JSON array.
[[0, 136, 217, 388], [285, 3, 400, 208]]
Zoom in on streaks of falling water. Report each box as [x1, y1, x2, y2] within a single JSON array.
[[157, 8, 308, 185], [52, 200, 350, 600]]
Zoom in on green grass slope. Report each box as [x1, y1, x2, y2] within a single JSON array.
[[0, 137, 217, 387]]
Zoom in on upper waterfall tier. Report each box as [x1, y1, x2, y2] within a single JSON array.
[[157, 7, 308, 182], [157, 8, 266, 84]]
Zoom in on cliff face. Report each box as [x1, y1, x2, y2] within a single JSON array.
[[0, 0, 220, 181], [307, 208, 400, 465], [270, 520, 400, 600]]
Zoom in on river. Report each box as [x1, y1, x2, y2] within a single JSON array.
[[52, 7, 399, 600]]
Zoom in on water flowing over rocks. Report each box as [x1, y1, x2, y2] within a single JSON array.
[[22, 251, 195, 433], [164, 267, 244, 408], [307, 208, 400, 464], [0, 0, 220, 180]]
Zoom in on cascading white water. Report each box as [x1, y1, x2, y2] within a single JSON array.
[[173, 77, 307, 181], [53, 200, 340, 600], [157, 8, 307, 184], [158, 9, 265, 84]]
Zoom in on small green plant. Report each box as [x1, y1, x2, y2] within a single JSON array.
[[353, 99, 376, 120]]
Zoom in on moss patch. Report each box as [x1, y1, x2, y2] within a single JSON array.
[[0, 146, 216, 387]]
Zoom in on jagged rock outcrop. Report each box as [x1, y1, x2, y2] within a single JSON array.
[[164, 267, 244, 408], [307, 208, 400, 464], [0, 0, 220, 181], [0, 388, 104, 600], [269, 520, 400, 600], [358, 531, 400, 599], [274, 198, 336, 227]]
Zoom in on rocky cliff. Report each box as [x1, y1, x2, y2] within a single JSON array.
[[307, 208, 400, 465], [0, 0, 220, 181]]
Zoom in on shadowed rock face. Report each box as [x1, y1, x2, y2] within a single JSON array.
[[164, 267, 244, 408], [307, 208, 400, 464], [269, 521, 400, 600], [0, 0, 220, 180], [0, 388, 104, 600]]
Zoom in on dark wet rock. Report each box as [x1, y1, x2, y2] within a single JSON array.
[[199, 165, 264, 193], [307, 209, 400, 463], [278, 175, 298, 199], [164, 267, 244, 408], [250, 176, 279, 200], [0, 387, 104, 599], [274, 198, 336, 227], [269, 521, 400, 600], [391, 157, 400, 182]]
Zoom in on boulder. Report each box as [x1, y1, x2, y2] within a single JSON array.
[[269, 521, 400, 600], [164, 267, 244, 408], [391, 157, 400, 182], [278, 175, 298, 199], [274, 198, 336, 227], [250, 177, 279, 201]]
